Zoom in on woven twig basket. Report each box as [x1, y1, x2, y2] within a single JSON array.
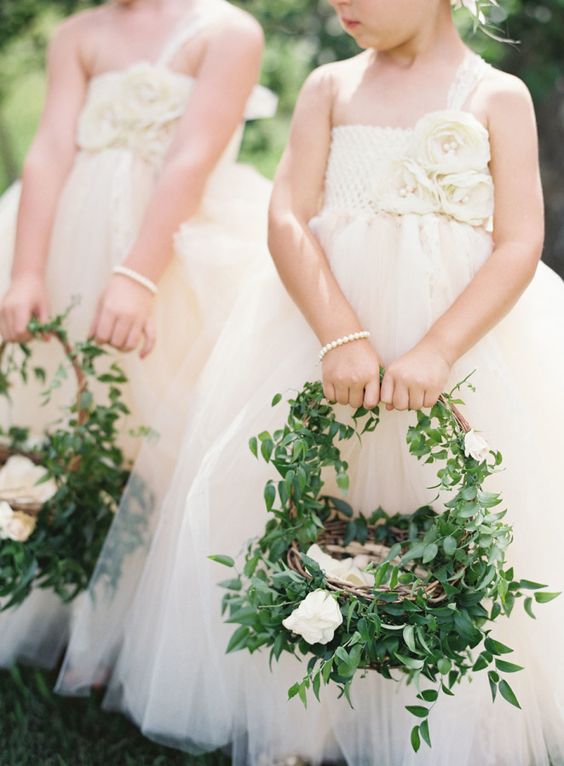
[[0, 333, 90, 518], [287, 396, 472, 606]]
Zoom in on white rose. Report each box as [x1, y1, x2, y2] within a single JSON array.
[[438, 170, 493, 227], [0, 456, 57, 506], [372, 158, 439, 216], [464, 429, 491, 463], [2, 511, 37, 543], [306, 545, 374, 588], [413, 111, 490, 174], [282, 590, 343, 645], [0, 500, 14, 539]]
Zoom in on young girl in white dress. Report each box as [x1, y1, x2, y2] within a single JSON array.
[[0, 0, 275, 669], [59, 1, 564, 764]]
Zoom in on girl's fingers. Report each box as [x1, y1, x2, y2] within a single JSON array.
[[334, 384, 349, 406], [124, 322, 143, 353], [139, 317, 156, 358], [323, 382, 336, 403], [363, 378, 380, 410], [94, 307, 116, 345], [110, 317, 132, 350], [392, 381, 409, 411], [380, 373, 394, 410], [349, 384, 364, 409], [409, 389, 425, 412], [423, 389, 441, 409]]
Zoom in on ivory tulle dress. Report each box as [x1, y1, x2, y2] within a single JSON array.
[[0, 4, 276, 669], [58, 53, 564, 766]]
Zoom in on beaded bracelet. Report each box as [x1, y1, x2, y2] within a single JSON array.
[[319, 331, 371, 362], [112, 265, 159, 296]]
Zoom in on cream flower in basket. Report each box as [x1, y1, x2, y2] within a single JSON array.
[[0, 501, 37, 542], [307, 544, 374, 588], [0, 455, 57, 506], [371, 158, 439, 216], [464, 430, 491, 463], [282, 590, 343, 645], [413, 111, 490, 174], [438, 170, 494, 227]]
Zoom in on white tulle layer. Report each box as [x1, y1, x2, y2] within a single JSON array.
[[0, 150, 272, 669], [58, 209, 564, 765]]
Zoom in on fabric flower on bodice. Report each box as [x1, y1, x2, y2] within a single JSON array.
[[438, 170, 494, 228], [372, 157, 440, 216], [78, 63, 193, 164], [368, 111, 493, 228], [414, 111, 490, 174]]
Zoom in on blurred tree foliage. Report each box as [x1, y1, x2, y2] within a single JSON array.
[[0, 0, 562, 270]]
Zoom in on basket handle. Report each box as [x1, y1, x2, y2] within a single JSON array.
[[0, 331, 91, 447]]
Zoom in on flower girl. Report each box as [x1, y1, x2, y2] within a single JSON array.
[[0, 0, 275, 669], [60, 1, 564, 764]]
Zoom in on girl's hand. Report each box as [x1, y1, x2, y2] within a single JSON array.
[[90, 275, 156, 358], [0, 274, 50, 343], [322, 339, 381, 409], [380, 341, 451, 412]]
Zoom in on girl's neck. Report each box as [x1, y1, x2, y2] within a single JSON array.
[[373, 6, 466, 70]]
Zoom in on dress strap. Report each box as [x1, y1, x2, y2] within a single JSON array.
[[447, 53, 491, 110], [156, 3, 221, 68]]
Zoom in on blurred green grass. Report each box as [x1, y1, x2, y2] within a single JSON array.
[[0, 664, 230, 766]]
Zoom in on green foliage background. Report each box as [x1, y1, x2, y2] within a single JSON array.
[[0, 0, 562, 274]]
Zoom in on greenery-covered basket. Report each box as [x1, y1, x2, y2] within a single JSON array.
[[213, 380, 558, 752], [0, 313, 137, 611]]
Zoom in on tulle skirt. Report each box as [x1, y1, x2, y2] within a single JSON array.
[[0, 149, 272, 669], [58, 211, 564, 765]]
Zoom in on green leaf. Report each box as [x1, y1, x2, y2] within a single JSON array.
[[498, 679, 521, 709], [208, 555, 235, 568], [484, 638, 513, 655], [495, 659, 524, 674], [422, 543, 438, 564], [226, 625, 249, 653], [403, 625, 417, 653], [419, 689, 438, 703], [411, 725, 421, 753], [264, 482, 276, 511], [524, 597, 536, 620], [420, 718, 432, 748], [248, 436, 258, 458], [271, 393, 283, 407], [442, 536, 457, 556], [518, 579, 547, 590], [437, 658, 451, 675], [406, 706, 429, 719], [534, 591, 561, 604], [395, 653, 424, 671]]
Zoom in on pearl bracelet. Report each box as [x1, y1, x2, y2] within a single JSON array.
[[112, 265, 158, 296], [319, 331, 371, 362]]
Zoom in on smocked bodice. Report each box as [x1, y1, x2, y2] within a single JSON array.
[[322, 53, 494, 230]]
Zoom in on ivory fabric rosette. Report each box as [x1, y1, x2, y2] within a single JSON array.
[[413, 111, 491, 174], [438, 171, 494, 227], [371, 158, 439, 216], [282, 590, 343, 645]]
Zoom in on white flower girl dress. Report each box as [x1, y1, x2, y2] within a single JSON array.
[[59, 53, 564, 766], [0, 1, 276, 670]]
